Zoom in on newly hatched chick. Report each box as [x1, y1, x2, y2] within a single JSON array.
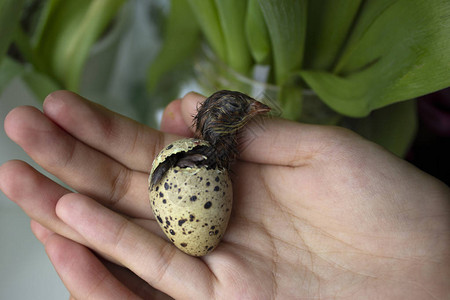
[[148, 90, 270, 256], [194, 90, 271, 169], [151, 90, 270, 187]]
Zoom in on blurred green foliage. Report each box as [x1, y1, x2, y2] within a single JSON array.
[[1, 0, 450, 156]]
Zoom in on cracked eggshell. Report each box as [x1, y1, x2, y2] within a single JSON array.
[[149, 138, 233, 257], [150, 138, 210, 175]]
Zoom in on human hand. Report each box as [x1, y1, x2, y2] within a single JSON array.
[[1, 91, 449, 299]]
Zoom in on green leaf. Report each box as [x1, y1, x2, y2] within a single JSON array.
[[33, 0, 126, 91], [13, 26, 47, 73], [187, 0, 227, 62], [0, 57, 23, 93], [278, 84, 303, 121], [22, 69, 61, 101], [0, 56, 60, 101], [0, 0, 25, 65], [299, 70, 368, 116], [214, 0, 251, 74], [30, 0, 54, 45], [348, 99, 417, 157], [258, 0, 307, 85], [301, 0, 450, 117], [245, 0, 271, 64], [333, 0, 399, 74], [147, 0, 200, 91], [304, 0, 363, 70]]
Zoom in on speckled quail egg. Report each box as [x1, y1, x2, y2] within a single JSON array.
[[148, 138, 232, 257], [148, 90, 270, 257]]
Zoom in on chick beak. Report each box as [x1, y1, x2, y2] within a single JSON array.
[[248, 100, 271, 116]]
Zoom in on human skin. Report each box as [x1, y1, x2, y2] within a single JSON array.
[[0, 91, 449, 299]]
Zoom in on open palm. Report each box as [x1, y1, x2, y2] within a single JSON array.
[[1, 91, 449, 299]]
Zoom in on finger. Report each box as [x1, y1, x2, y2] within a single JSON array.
[[56, 193, 214, 299], [30, 219, 55, 243], [44, 234, 139, 300], [160, 99, 194, 137], [0, 160, 85, 242], [4, 107, 150, 218], [179, 92, 358, 166], [100, 258, 173, 299], [1, 159, 169, 250], [32, 224, 161, 299], [43, 91, 178, 172], [238, 118, 344, 166], [1, 161, 166, 254]]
